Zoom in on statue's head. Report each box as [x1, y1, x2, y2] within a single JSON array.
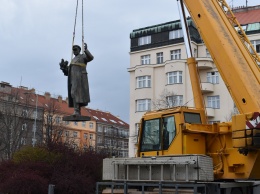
[[72, 45, 81, 55]]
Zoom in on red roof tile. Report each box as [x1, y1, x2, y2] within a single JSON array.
[[83, 108, 129, 128], [1, 86, 128, 128], [233, 5, 260, 25]]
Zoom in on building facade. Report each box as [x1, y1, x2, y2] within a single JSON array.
[[0, 82, 44, 159], [0, 82, 129, 157], [89, 109, 129, 157], [128, 5, 260, 157]]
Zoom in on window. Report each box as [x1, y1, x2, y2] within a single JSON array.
[[207, 96, 220, 109], [170, 49, 181, 60], [251, 40, 260, 53], [207, 72, 219, 84], [136, 76, 151, 88], [82, 121, 86, 127], [169, 29, 183, 39], [65, 131, 69, 137], [73, 131, 78, 138], [140, 119, 161, 151], [156, 52, 163, 64], [74, 121, 78, 126], [136, 99, 151, 112], [138, 35, 151, 46], [33, 110, 38, 119], [103, 126, 107, 133], [58, 130, 63, 136], [65, 121, 70, 125], [167, 71, 183, 84], [21, 109, 28, 117], [206, 49, 211, 57], [98, 125, 102, 132], [184, 112, 202, 124], [167, 95, 183, 107], [105, 138, 111, 146], [47, 115, 53, 123], [101, 118, 107, 121], [193, 48, 197, 58], [141, 55, 150, 65], [123, 151, 128, 158], [110, 119, 117, 123], [162, 116, 176, 150], [124, 141, 129, 149], [97, 136, 102, 144], [21, 137, 26, 145], [84, 133, 88, 139], [22, 123, 27, 131], [118, 140, 123, 147], [89, 122, 93, 128], [55, 116, 61, 124], [93, 116, 99, 120], [90, 134, 93, 139], [119, 151, 123, 157], [111, 139, 116, 146]]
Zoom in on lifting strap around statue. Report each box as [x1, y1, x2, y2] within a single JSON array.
[[71, 0, 85, 60]]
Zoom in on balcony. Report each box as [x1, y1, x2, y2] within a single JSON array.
[[206, 107, 215, 118], [201, 82, 214, 93], [197, 58, 214, 69]]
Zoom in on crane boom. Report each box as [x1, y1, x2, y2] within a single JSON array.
[[183, 0, 260, 114]]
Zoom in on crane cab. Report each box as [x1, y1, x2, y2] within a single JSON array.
[[137, 107, 207, 157]]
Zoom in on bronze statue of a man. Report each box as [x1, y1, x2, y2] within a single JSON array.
[[60, 43, 94, 116]]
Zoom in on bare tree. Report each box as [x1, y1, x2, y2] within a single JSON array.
[[224, 106, 240, 122], [0, 90, 39, 159], [42, 98, 75, 147], [152, 89, 179, 110]]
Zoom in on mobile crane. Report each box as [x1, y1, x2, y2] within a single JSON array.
[[98, 0, 260, 193]]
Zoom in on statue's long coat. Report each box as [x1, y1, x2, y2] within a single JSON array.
[[64, 53, 91, 107]]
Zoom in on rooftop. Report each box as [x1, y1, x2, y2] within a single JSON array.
[[130, 4, 260, 37], [232, 5, 260, 25], [0, 83, 129, 129]]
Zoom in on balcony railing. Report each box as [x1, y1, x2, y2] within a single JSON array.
[[201, 82, 214, 93], [206, 107, 215, 118], [197, 58, 214, 69]]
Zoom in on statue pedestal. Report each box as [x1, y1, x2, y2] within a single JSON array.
[[63, 115, 91, 122]]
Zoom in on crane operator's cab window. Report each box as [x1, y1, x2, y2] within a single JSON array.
[[140, 116, 177, 152], [163, 116, 176, 150], [184, 112, 201, 124], [140, 119, 161, 152]]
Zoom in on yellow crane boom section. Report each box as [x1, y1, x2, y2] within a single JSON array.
[[183, 0, 260, 114]]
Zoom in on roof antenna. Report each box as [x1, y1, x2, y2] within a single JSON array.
[[246, 0, 248, 7], [20, 76, 22, 87]]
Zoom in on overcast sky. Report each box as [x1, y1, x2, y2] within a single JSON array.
[[0, 0, 258, 123]]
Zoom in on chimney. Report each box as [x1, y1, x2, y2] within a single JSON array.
[[44, 92, 51, 100], [58, 95, 62, 103], [29, 88, 35, 94]]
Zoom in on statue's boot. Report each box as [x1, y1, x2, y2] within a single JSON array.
[[73, 104, 81, 116]]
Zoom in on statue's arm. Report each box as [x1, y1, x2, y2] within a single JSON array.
[[59, 59, 69, 76], [84, 43, 94, 62]]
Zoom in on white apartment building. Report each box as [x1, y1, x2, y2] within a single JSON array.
[[128, 5, 260, 157]]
